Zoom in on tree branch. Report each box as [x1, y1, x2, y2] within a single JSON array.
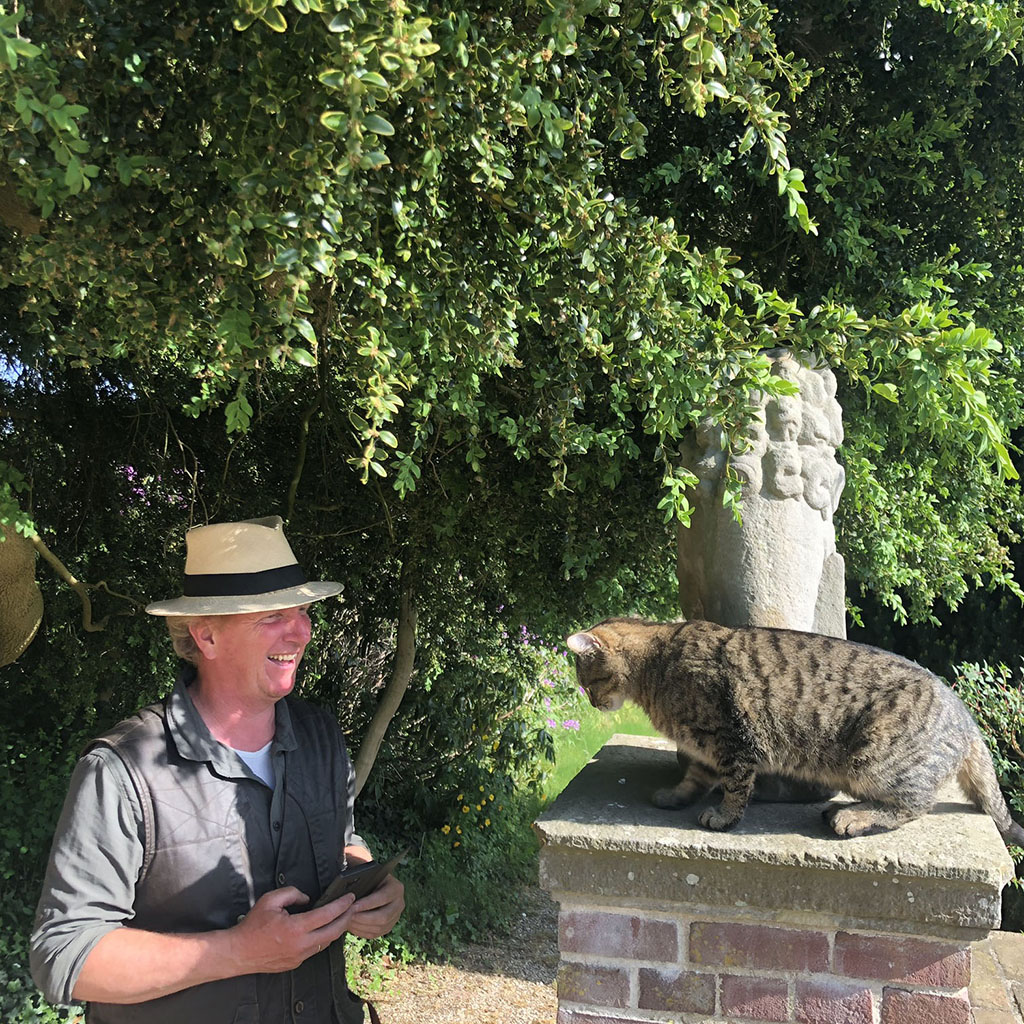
[[286, 399, 320, 520], [30, 532, 142, 631], [353, 561, 417, 796]]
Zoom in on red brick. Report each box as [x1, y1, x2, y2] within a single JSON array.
[[689, 920, 830, 973], [721, 975, 789, 1021], [880, 987, 971, 1024], [834, 931, 970, 987], [560, 909, 678, 962], [557, 962, 630, 1010], [795, 979, 874, 1024], [637, 967, 716, 1014]]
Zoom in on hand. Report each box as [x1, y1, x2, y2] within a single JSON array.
[[346, 873, 405, 940], [230, 886, 357, 973]]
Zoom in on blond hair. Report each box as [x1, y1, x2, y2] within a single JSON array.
[[166, 616, 204, 666]]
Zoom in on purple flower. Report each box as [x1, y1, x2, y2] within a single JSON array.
[[545, 718, 557, 729], [562, 719, 580, 731], [543, 696, 552, 709]]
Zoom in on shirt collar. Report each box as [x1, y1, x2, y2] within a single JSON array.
[[166, 665, 298, 773]]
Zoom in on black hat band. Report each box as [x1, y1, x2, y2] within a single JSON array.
[[182, 563, 307, 598]]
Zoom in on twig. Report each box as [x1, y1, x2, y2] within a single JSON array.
[[30, 533, 143, 631]]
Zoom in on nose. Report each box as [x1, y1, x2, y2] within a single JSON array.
[[284, 608, 312, 644]]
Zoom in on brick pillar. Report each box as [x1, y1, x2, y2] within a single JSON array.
[[535, 735, 1017, 1024]]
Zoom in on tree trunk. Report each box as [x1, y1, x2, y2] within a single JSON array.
[[353, 565, 416, 797]]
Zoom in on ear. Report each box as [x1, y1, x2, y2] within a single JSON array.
[[189, 618, 218, 660], [567, 631, 603, 657]]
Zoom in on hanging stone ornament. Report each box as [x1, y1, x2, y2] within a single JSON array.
[[0, 524, 44, 666], [677, 348, 847, 638]]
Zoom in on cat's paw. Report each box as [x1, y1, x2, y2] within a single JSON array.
[[653, 785, 695, 809], [698, 807, 739, 831], [826, 805, 884, 837]]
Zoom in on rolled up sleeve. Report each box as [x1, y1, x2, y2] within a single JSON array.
[[30, 747, 144, 1005]]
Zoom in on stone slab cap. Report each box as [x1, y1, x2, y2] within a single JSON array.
[[536, 735, 1016, 939]]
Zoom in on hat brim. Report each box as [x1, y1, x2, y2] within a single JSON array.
[[145, 581, 343, 617]]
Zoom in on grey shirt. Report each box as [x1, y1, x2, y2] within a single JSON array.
[[31, 671, 366, 1020]]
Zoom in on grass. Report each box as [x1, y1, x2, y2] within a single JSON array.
[[544, 701, 661, 800]]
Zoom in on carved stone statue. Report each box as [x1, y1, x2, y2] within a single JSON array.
[[677, 348, 847, 638], [0, 524, 44, 666]]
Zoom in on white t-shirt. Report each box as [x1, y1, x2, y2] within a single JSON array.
[[233, 739, 275, 789]]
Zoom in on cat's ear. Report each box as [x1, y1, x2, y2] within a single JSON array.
[[567, 631, 603, 657]]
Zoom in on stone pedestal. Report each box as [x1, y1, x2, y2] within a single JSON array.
[[536, 735, 1017, 1024]]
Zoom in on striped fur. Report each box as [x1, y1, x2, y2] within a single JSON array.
[[567, 617, 1024, 844]]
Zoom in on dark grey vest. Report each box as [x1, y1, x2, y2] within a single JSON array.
[[83, 689, 364, 1024]]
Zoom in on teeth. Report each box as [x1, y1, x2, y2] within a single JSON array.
[[268, 654, 295, 662]]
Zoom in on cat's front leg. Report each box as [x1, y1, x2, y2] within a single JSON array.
[[698, 762, 755, 831], [653, 755, 718, 809]]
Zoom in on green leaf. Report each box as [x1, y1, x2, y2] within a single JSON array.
[[319, 110, 348, 132], [289, 347, 316, 367], [259, 7, 288, 32], [318, 69, 347, 89], [363, 114, 395, 136]]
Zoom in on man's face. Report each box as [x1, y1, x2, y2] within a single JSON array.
[[198, 604, 313, 703]]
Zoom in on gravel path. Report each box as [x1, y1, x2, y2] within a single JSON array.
[[366, 886, 559, 1024]]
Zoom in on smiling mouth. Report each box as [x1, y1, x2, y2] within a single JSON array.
[[267, 654, 298, 663]]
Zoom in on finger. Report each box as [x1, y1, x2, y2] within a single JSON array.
[[294, 891, 356, 930], [351, 875, 402, 914], [308, 901, 360, 947], [261, 886, 310, 911]]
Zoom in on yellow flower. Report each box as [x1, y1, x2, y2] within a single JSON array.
[[479, 785, 485, 792], [462, 805, 470, 813], [457, 793, 463, 801], [441, 824, 450, 835], [476, 804, 482, 811], [454, 841, 460, 847], [489, 794, 495, 801], [456, 826, 462, 834], [485, 818, 491, 827]]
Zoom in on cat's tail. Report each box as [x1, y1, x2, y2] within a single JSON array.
[[958, 738, 1024, 847]]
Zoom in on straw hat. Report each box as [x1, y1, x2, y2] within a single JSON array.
[[145, 516, 342, 617]]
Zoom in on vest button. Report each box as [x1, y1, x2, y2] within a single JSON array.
[[278, 872, 286, 885], [273, 820, 281, 831], [294, 1000, 304, 1014], [236, 913, 246, 924]]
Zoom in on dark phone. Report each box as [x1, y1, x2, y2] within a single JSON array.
[[314, 848, 408, 908]]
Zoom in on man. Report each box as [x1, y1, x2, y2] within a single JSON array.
[[31, 516, 404, 1023]]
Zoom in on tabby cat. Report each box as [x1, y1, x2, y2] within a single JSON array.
[[567, 617, 1024, 843]]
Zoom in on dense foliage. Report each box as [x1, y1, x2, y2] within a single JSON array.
[[2, 0, 1024, 1017]]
